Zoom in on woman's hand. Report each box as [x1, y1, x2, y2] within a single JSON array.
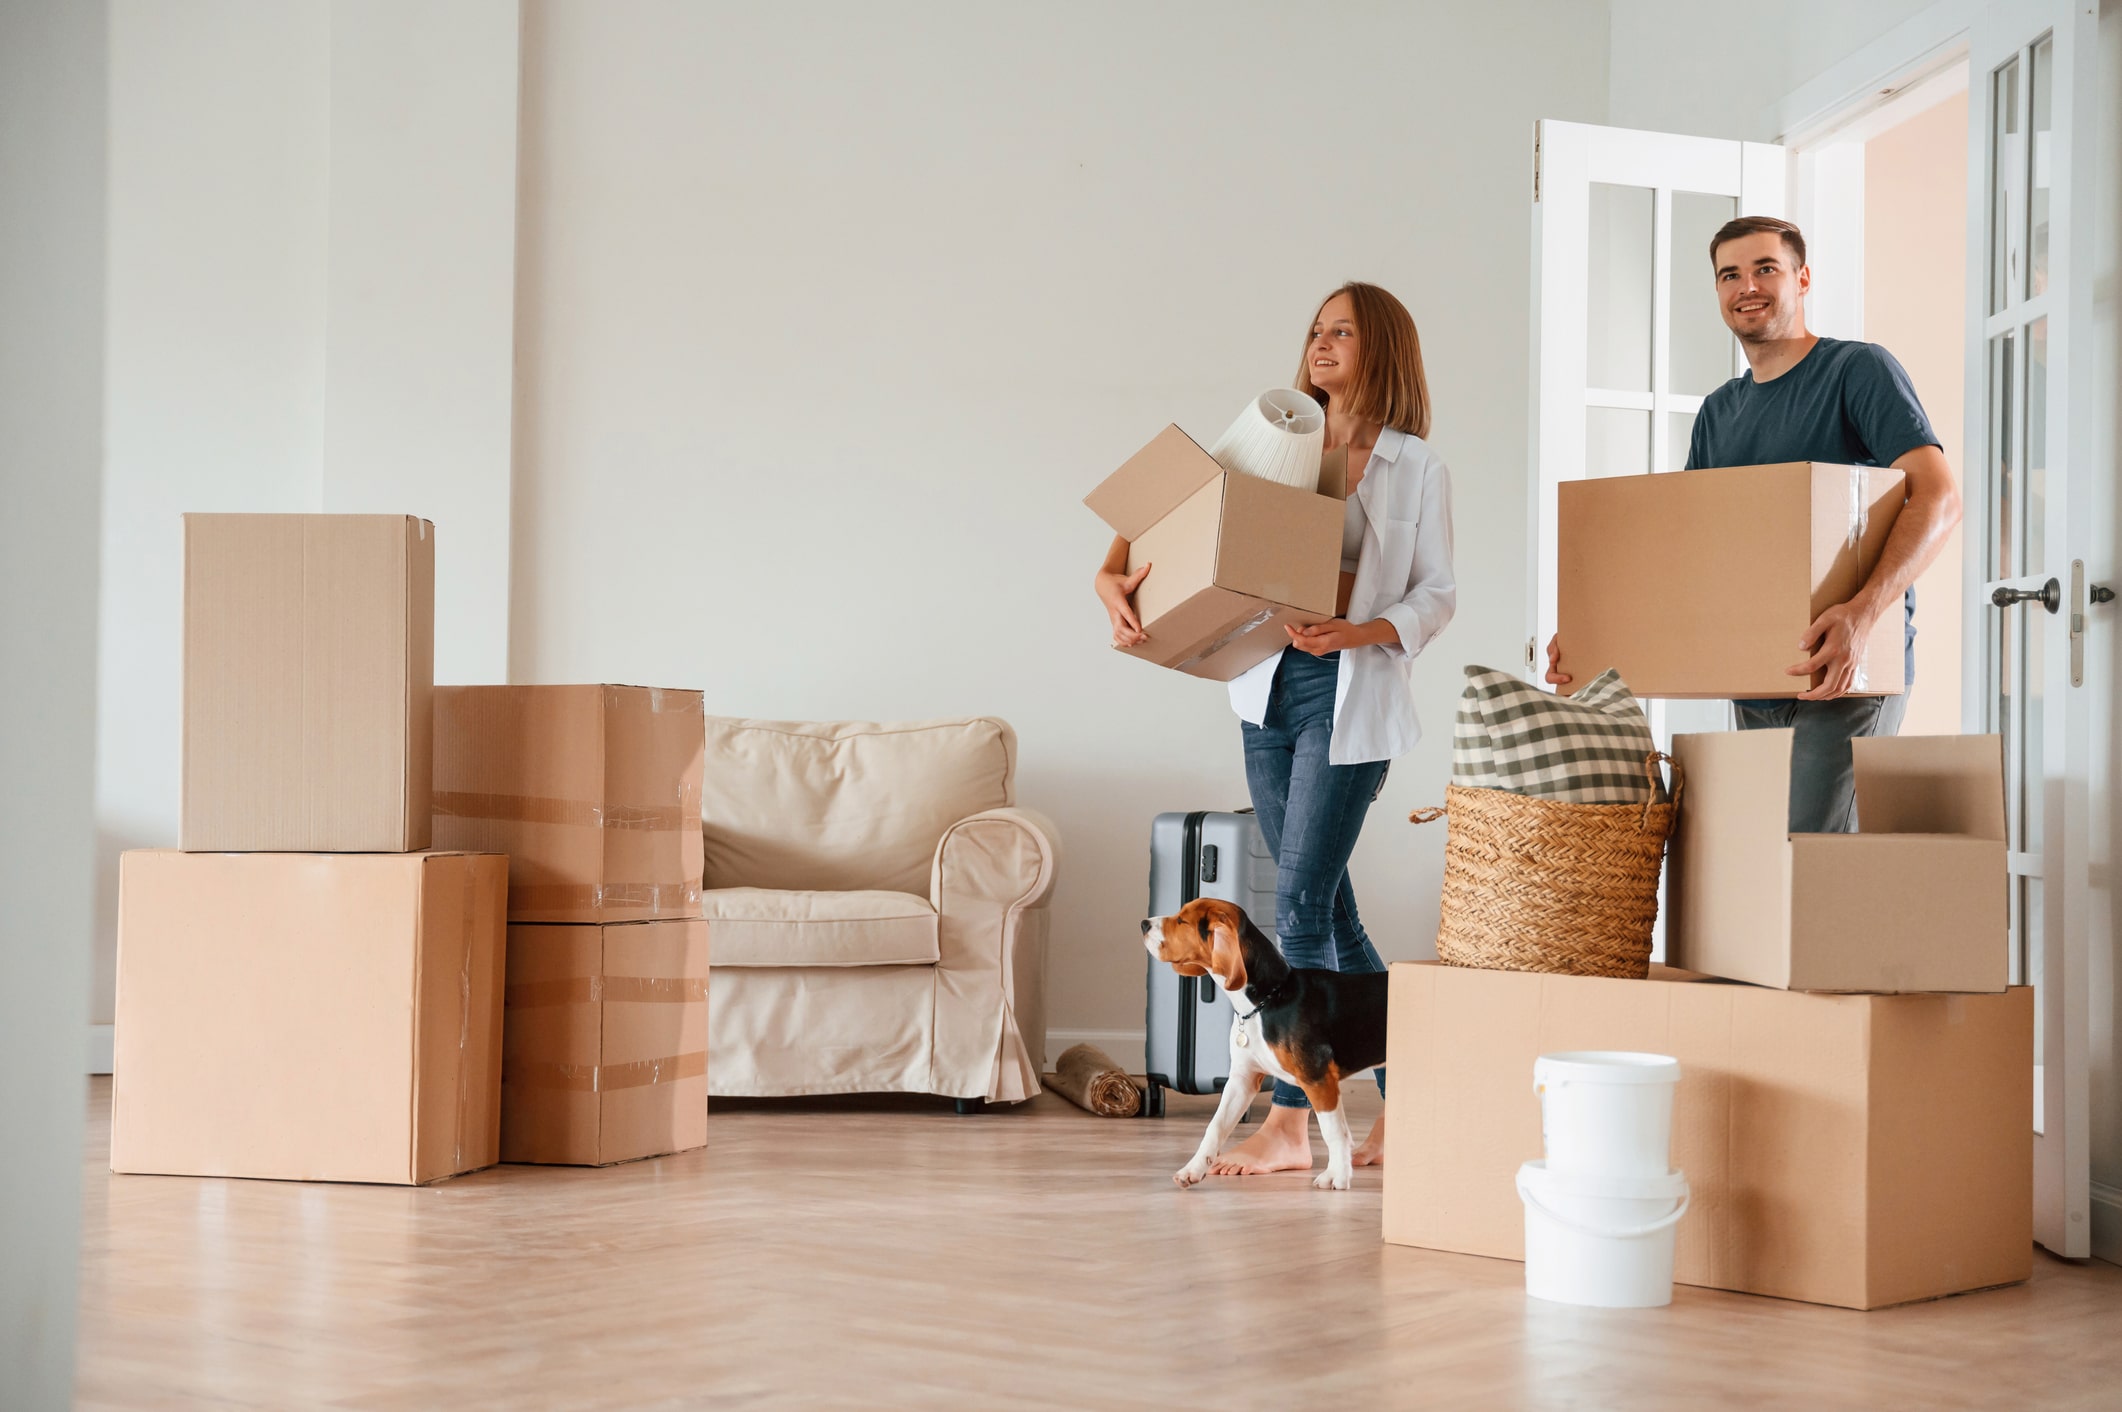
[[1545, 635, 1571, 687], [1096, 562, 1152, 648], [1286, 619, 1395, 655]]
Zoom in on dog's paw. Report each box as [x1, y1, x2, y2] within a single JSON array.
[[1173, 1162, 1210, 1188], [1313, 1168, 1352, 1191]]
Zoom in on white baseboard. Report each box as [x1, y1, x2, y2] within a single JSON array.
[[1044, 1028, 1145, 1075], [87, 1023, 113, 1076], [2093, 1181, 2122, 1268]]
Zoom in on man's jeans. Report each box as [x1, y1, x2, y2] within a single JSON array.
[[1240, 648, 1389, 1111], [1733, 691, 1911, 832]]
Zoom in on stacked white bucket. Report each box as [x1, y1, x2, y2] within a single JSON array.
[[1517, 1052, 1690, 1308]]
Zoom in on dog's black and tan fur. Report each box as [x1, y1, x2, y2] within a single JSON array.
[[1143, 897, 1387, 1189]]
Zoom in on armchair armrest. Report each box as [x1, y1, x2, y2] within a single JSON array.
[[929, 806, 1060, 919], [926, 806, 1061, 1103]]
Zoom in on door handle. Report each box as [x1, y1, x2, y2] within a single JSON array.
[[1992, 578, 2062, 613]]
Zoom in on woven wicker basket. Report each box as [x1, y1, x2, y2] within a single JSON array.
[[1410, 753, 1683, 980]]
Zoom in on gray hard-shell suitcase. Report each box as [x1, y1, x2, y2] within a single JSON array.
[[1143, 809, 1278, 1117]]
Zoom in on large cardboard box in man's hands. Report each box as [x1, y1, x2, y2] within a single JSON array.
[[182, 513, 436, 851], [1085, 427, 1345, 681], [1669, 730, 2008, 993], [1381, 961, 2032, 1310], [112, 849, 505, 1185], [1556, 462, 1905, 698]]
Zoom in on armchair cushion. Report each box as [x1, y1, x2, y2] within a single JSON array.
[[702, 887, 940, 968], [701, 717, 1014, 895]]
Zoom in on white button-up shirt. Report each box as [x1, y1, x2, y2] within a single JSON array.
[[1226, 427, 1456, 764]]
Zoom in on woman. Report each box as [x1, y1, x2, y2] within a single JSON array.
[[1094, 282, 1455, 1176]]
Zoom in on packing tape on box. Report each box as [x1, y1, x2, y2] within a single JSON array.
[[1175, 608, 1278, 673], [604, 684, 704, 715], [1847, 467, 1871, 693], [506, 881, 703, 914], [505, 1049, 708, 1094], [505, 975, 712, 1009], [433, 790, 694, 832]]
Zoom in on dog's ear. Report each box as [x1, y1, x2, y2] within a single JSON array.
[[1210, 918, 1247, 993]]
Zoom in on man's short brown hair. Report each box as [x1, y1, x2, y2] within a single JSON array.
[[1709, 215, 1807, 270]]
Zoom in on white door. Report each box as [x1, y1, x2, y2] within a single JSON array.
[[1528, 121, 1785, 741], [1966, 0, 2096, 1259]]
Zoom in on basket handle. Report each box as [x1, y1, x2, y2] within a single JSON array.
[[1409, 806, 1446, 825], [1638, 752, 1685, 835]]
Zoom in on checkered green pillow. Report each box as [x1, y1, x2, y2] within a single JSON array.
[[1452, 666, 1667, 804]]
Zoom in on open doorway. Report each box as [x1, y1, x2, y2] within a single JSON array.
[[1791, 62, 1971, 736], [1863, 78, 1970, 736]]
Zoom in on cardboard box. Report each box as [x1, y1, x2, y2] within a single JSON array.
[[112, 849, 505, 1185], [1084, 427, 1346, 680], [1556, 462, 1906, 698], [432, 685, 705, 923], [501, 918, 710, 1166], [1670, 730, 2008, 993], [1382, 961, 2033, 1310], [182, 513, 435, 851]]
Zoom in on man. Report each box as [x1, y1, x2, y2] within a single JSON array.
[[1548, 215, 1962, 832]]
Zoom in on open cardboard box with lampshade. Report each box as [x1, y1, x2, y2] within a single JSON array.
[[1084, 427, 1349, 681]]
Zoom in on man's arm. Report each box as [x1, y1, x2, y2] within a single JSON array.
[[1791, 444, 1962, 700]]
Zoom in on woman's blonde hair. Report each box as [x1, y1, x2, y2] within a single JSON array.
[[1294, 282, 1431, 439]]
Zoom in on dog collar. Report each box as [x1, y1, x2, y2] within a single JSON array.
[[1233, 978, 1293, 1022]]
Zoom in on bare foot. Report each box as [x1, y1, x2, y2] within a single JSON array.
[[1352, 1114, 1385, 1167], [1206, 1105, 1314, 1176]]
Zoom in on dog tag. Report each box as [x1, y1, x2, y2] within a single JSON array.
[[1233, 1028, 1250, 1049]]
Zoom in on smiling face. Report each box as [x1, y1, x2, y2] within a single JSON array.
[[1304, 292, 1360, 401], [1141, 899, 1248, 991], [1713, 231, 1810, 345]]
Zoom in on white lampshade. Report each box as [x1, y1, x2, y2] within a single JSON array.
[[1206, 388, 1326, 492]]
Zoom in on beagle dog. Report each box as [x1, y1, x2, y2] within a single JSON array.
[[1142, 898, 1388, 1191]]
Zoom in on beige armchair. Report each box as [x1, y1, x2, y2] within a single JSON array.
[[701, 716, 1059, 1108]]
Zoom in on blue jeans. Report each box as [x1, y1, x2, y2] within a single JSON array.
[[1733, 691, 1910, 833], [1240, 648, 1389, 1110]]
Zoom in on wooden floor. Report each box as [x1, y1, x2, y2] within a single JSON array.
[[75, 1078, 2122, 1411]]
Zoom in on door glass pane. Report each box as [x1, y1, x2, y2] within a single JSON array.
[[1588, 183, 1653, 392], [1989, 56, 2020, 314], [2030, 36, 2053, 297], [1664, 412, 1696, 473], [1990, 331, 2016, 580], [1669, 191, 1737, 396], [1587, 407, 1650, 478], [2027, 317, 2047, 572]]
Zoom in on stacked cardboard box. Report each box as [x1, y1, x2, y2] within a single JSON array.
[[1386, 673, 2024, 1304], [115, 514, 508, 1186], [434, 685, 710, 1166]]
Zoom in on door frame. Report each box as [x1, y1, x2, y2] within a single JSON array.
[[1770, 0, 2101, 1262]]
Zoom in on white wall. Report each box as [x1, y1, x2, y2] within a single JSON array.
[[509, 0, 1610, 1049], [1608, 0, 1949, 138], [96, 0, 521, 1029], [1, 1, 103, 1401]]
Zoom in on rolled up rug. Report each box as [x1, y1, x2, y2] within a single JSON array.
[[1207, 388, 1325, 491], [1048, 1044, 1143, 1117]]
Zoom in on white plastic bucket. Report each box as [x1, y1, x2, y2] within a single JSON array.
[[1517, 1160, 1690, 1308], [1534, 1050, 1680, 1178]]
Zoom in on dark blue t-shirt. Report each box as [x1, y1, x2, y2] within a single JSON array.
[[1685, 337, 1939, 694]]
